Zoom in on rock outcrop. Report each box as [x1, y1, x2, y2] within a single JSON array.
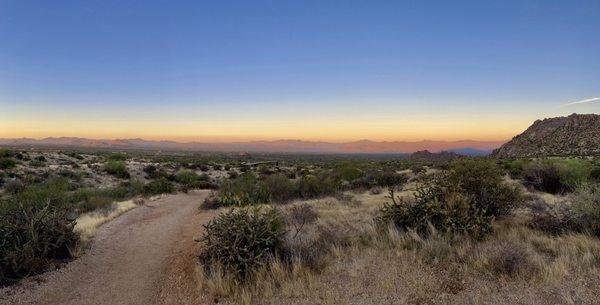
[[492, 113, 600, 158]]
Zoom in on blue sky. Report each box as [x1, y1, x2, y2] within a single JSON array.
[[1, 1, 598, 141]]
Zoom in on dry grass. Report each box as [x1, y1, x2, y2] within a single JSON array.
[[74, 198, 139, 239], [197, 189, 600, 305]]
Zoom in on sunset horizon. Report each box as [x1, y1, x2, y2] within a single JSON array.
[[1, 1, 597, 143]]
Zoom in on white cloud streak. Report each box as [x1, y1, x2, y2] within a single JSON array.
[[564, 97, 600, 106]]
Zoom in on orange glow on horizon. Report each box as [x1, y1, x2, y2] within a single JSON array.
[[0, 116, 522, 143]]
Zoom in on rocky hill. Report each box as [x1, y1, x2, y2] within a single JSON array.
[[492, 113, 600, 158]]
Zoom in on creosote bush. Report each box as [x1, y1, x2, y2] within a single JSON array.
[[199, 207, 287, 279]]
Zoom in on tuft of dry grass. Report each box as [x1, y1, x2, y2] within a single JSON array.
[[74, 198, 138, 239]]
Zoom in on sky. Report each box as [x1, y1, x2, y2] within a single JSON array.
[[1, 0, 599, 142]]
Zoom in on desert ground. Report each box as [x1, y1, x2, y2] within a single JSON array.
[[1, 149, 599, 305]]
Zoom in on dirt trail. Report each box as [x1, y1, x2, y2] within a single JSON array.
[[1, 191, 216, 305]]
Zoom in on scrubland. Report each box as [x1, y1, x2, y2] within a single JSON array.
[[197, 158, 600, 305], [1, 147, 599, 305]]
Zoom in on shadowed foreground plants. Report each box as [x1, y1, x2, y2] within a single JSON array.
[[529, 184, 600, 236], [0, 180, 79, 285]]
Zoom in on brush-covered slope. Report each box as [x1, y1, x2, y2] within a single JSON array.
[[492, 113, 600, 157]]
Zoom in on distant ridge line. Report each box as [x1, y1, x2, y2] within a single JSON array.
[[0, 137, 505, 155]]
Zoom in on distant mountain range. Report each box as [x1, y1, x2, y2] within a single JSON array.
[[0, 137, 504, 155], [492, 113, 600, 158]]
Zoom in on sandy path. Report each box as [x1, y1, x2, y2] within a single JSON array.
[[1, 191, 216, 305]]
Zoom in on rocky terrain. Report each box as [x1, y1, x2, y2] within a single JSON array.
[[492, 113, 600, 158]]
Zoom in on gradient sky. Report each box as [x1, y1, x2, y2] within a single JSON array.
[[1, 1, 599, 142]]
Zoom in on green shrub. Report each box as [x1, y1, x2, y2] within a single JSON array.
[[373, 170, 409, 188], [376, 160, 521, 238], [0, 149, 12, 158], [143, 178, 175, 195], [103, 161, 130, 179], [349, 170, 409, 190], [0, 157, 17, 170], [70, 180, 145, 213], [450, 159, 522, 217], [297, 172, 340, 199], [376, 185, 493, 239], [569, 184, 600, 236], [0, 180, 78, 285], [334, 164, 364, 181], [260, 173, 297, 203], [175, 170, 200, 191], [522, 159, 595, 193], [199, 207, 286, 279], [503, 159, 532, 179], [106, 152, 128, 161], [217, 173, 270, 206]]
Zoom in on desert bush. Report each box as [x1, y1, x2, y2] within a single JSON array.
[[143, 164, 160, 178], [106, 152, 128, 161], [78, 196, 113, 213], [522, 159, 595, 193], [199, 207, 287, 279], [334, 164, 364, 181], [349, 170, 409, 190], [374, 170, 409, 188], [0, 180, 78, 285], [217, 173, 270, 206], [523, 163, 564, 193], [297, 172, 340, 199], [376, 160, 520, 238], [260, 173, 297, 203], [0, 149, 12, 158], [569, 184, 600, 236], [529, 184, 599, 236], [0, 157, 17, 170], [503, 159, 532, 179], [450, 159, 522, 217], [143, 178, 175, 195], [103, 161, 130, 179], [376, 187, 493, 239], [550, 159, 595, 190], [175, 170, 200, 191]]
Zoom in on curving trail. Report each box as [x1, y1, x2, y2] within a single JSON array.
[[1, 191, 216, 305]]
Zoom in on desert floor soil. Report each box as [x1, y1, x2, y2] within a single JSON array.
[[1, 191, 218, 305]]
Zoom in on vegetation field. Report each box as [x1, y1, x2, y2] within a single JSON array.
[[1, 148, 599, 304]]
